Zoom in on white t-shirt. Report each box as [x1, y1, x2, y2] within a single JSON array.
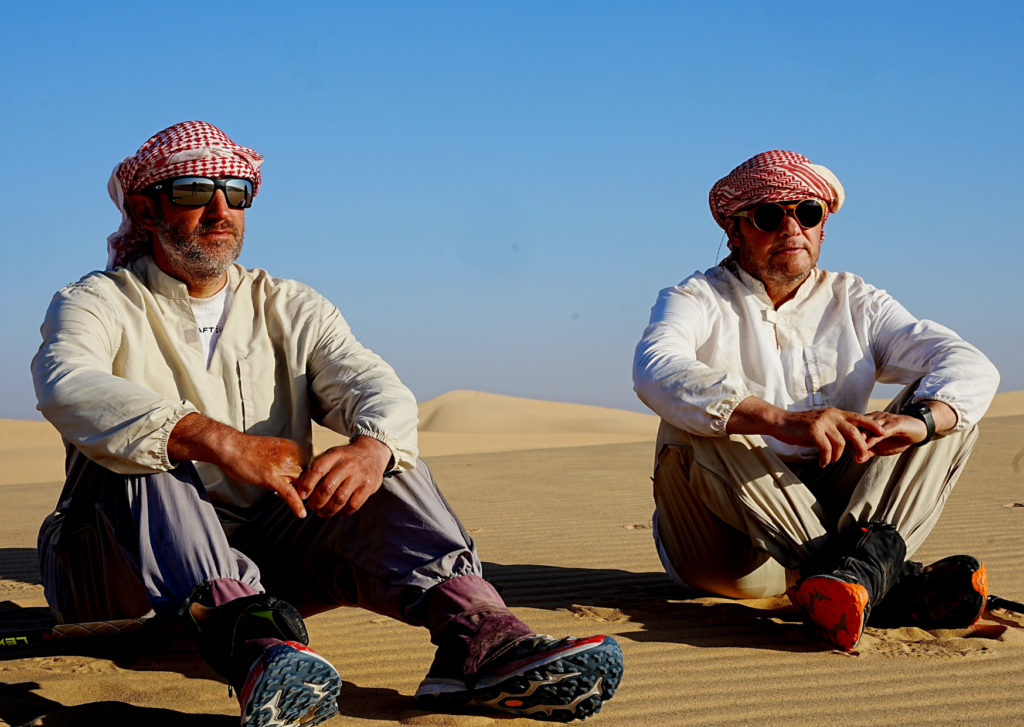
[[189, 284, 233, 368]]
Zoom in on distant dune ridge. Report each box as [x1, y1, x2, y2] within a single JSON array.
[[3, 390, 1024, 485]]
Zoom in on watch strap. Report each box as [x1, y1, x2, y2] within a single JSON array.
[[899, 402, 935, 447]]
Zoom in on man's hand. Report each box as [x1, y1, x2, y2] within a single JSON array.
[[295, 436, 393, 517], [168, 413, 309, 518], [860, 401, 957, 458], [728, 397, 886, 467]]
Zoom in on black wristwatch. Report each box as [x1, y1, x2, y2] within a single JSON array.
[[899, 402, 935, 448]]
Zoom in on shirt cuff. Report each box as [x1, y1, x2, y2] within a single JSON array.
[[709, 391, 755, 435], [351, 425, 399, 472], [158, 400, 201, 469]]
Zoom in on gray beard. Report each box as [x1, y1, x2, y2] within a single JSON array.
[[735, 240, 816, 287], [155, 217, 244, 284]]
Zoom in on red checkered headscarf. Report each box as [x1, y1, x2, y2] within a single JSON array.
[[106, 121, 264, 269], [709, 150, 844, 231]]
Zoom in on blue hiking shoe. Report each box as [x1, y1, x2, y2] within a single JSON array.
[[238, 641, 342, 727], [416, 634, 623, 722]]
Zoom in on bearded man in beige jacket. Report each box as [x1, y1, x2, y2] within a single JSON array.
[[33, 121, 623, 726]]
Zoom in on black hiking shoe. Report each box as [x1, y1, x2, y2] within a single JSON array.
[[871, 555, 988, 629], [788, 521, 906, 650]]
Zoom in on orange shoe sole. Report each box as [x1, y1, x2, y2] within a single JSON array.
[[787, 576, 869, 651], [969, 562, 988, 626]]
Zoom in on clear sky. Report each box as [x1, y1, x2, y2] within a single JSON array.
[[2, 1, 1022, 420]]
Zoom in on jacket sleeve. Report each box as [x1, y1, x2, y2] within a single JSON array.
[[867, 290, 999, 431], [632, 283, 753, 436], [31, 280, 198, 473], [307, 296, 419, 470]]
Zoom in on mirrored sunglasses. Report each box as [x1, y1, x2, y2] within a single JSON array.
[[733, 199, 824, 232], [146, 177, 254, 209]]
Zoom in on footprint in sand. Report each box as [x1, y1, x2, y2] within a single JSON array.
[[561, 605, 630, 623], [858, 614, 1024, 659]]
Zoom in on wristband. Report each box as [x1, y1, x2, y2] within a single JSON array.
[[899, 402, 935, 448]]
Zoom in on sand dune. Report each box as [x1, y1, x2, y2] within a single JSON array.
[[1, 408, 1022, 726], [313, 390, 661, 457], [417, 390, 659, 434], [6, 390, 1023, 485]]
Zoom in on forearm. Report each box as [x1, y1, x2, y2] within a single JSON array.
[[167, 412, 243, 468], [169, 414, 308, 518], [724, 396, 785, 437], [923, 400, 957, 434]]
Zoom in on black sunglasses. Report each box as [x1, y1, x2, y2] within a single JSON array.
[[145, 176, 254, 209], [733, 199, 825, 232]]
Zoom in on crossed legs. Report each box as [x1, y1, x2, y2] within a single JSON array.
[[651, 387, 979, 600]]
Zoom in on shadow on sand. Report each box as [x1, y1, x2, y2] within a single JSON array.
[[482, 561, 824, 653], [0, 681, 234, 726]]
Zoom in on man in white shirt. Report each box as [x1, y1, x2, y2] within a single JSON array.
[[632, 150, 999, 651], [34, 121, 623, 725]]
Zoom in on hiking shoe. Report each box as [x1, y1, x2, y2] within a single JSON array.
[[788, 575, 870, 651], [415, 634, 623, 722], [238, 641, 341, 727], [871, 555, 988, 629], [788, 521, 906, 651]]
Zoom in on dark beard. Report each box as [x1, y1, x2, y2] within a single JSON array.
[[154, 216, 244, 283]]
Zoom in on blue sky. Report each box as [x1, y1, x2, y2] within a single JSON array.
[[2, 1, 1022, 419]]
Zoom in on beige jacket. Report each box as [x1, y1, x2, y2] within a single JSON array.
[[33, 255, 419, 531]]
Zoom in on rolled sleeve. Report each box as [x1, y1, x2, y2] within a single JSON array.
[[869, 292, 1000, 431], [307, 296, 419, 470], [633, 283, 754, 436], [32, 281, 200, 473]]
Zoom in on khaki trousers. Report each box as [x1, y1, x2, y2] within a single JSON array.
[[652, 386, 978, 599]]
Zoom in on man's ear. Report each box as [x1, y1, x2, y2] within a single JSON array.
[[126, 194, 159, 232], [726, 217, 743, 249]]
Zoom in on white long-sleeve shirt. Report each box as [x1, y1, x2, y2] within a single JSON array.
[[633, 262, 999, 462], [33, 255, 420, 532]]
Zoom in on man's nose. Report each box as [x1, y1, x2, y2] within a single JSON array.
[[779, 210, 803, 235], [202, 189, 232, 218]]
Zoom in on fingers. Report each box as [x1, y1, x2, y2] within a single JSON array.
[[316, 475, 380, 517], [295, 449, 339, 499], [305, 464, 347, 512], [811, 429, 832, 468], [824, 427, 846, 465], [838, 421, 870, 463], [848, 412, 887, 437], [273, 480, 307, 518], [317, 479, 359, 517]]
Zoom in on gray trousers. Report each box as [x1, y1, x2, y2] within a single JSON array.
[[38, 454, 484, 626], [651, 385, 979, 599]]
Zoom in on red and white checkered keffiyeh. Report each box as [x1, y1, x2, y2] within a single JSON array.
[[106, 121, 264, 269], [709, 150, 845, 231]]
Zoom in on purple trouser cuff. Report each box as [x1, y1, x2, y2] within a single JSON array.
[[199, 577, 260, 608], [415, 574, 534, 676]]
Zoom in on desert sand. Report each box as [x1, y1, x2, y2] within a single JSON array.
[[1, 390, 1023, 726]]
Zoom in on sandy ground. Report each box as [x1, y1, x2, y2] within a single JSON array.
[[1, 391, 1023, 726]]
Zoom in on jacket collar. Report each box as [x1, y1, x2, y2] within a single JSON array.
[[727, 260, 822, 309], [130, 254, 240, 300]]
